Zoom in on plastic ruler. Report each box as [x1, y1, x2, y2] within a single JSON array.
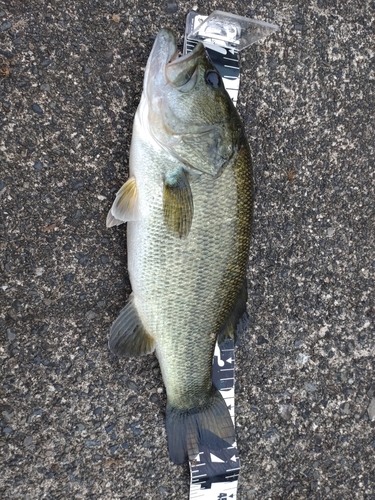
[[184, 12, 241, 500], [184, 11, 278, 499]]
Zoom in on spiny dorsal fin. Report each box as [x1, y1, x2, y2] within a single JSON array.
[[163, 168, 193, 238], [108, 294, 155, 357], [106, 176, 139, 228]]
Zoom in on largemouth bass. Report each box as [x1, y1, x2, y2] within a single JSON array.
[[107, 29, 253, 464]]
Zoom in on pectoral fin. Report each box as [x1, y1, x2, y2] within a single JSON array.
[[163, 168, 193, 238], [106, 176, 139, 228], [108, 294, 155, 357]]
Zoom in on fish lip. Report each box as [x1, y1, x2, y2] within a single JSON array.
[[144, 29, 177, 90], [166, 41, 205, 68], [145, 29, 205, 91], [165, 43, 205, 88]]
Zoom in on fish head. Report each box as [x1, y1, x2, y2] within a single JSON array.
[[143, 29, 241, 176]]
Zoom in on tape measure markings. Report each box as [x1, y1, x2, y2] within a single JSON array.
[[185, 12, 241, 499]]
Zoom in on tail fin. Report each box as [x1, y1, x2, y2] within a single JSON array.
[[165, 387, 235, 464]]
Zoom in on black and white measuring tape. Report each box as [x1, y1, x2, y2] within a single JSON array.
[[189, 339, 240, 500], [183, 11, 278, 500]]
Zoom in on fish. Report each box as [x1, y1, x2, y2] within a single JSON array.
[[106, 28, 253, 464]]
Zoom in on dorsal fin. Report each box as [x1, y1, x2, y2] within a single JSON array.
[[217, 279, 248, 345]]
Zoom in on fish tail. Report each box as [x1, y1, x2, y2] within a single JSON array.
[[165, 387, 235, 464]]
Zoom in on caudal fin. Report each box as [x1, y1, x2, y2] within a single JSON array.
[[165, 388, 235, 464]]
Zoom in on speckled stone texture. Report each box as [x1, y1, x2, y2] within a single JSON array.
[[1, 1, 374, 499]]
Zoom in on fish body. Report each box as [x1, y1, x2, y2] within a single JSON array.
[[107, 29, 253, 464]]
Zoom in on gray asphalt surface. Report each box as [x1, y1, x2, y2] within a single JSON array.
[[1, 1, 374, 499]]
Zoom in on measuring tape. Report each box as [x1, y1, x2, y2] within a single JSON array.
[[189, 339, 240, 499], [183, 11, 278, 500], [184, 12, 241, 106]]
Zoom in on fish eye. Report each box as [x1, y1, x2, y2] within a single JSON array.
[[205, 70, 221, 89]]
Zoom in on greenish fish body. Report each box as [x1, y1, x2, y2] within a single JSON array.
[[107, 29, 253, 464]]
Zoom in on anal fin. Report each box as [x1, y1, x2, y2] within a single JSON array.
[[108, 294, 155, 357]]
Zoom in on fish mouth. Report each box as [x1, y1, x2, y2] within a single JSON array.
[[166, 43, 204, 89], [145, 29, 204, 93]]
